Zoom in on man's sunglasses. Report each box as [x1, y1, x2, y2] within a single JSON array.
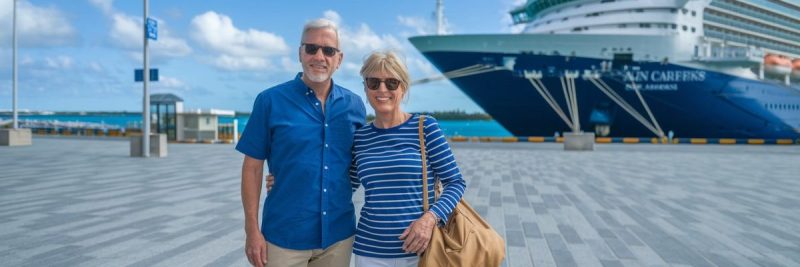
[[302, 43, 340, 57], [364, 77, 402, 91]]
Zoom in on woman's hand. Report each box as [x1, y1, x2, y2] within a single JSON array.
[[264, 173, 274, 192], [399, 211, 437, 255]]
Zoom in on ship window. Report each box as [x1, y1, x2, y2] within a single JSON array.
[[691, 10, 696, 16], [636, 9, 644, 13], [670, 8, 677, 13], [562, 17, 569, 21], [682, 8, 688, 14], [671, 24, 677, 29], [618, 24, 627, 28], [682, 25, 688, 31], [691, 27, 696, 33], [573, 27, 582, 32]]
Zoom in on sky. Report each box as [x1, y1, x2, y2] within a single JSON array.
[[0, 0, 526, 114]]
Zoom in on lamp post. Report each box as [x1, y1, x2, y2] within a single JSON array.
[[2, 0, 31, 146], [142, 0, 150, 157], [12, 0, 18, 129]]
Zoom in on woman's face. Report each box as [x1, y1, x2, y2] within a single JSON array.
[[364, 71, 405, 115]]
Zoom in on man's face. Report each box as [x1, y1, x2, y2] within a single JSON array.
[[299, 28, 342, 83]]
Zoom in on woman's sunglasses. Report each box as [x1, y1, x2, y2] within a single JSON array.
[[364, 77, 401, 91], [302, 43, 339, 57]]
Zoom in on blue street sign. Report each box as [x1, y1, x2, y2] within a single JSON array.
[[135, 69, 159, 82], [146, 17, 158, 40]]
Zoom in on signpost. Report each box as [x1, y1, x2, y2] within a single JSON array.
[[141, 0, 156, 157]]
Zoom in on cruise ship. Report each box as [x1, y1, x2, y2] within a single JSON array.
[[409, 0, 800, 139]]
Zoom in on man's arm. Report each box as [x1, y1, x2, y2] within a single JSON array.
[[242, 155, 267, 267]]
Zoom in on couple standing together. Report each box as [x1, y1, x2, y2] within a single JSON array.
[[236, 18, 466, 267]]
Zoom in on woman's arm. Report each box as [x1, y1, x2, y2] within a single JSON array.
[[424, 116, 466, 225]]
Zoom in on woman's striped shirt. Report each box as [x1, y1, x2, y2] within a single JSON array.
[[350, 114, 466, 258]]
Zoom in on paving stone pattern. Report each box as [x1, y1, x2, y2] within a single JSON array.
[[1, 138, 799, 266]]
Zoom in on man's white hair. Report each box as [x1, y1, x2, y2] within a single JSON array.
[[302, 18, 340, 45]]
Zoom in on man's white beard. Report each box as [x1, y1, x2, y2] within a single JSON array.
[[306, 72, 329, 83]]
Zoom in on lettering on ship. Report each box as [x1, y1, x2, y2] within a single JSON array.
[[623, 70, 706, 91]]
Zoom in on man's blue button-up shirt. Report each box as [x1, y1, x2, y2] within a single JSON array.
[[236, 73, 366, 250]]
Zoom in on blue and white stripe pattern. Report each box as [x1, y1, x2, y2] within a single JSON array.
[[350, 114, 466, 258]]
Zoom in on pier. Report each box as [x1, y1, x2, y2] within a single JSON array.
[[1, 138, 799, 266]]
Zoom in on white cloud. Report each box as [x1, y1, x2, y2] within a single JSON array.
[[281, 56, 299, 72], [88, 62, 103, 72], [320, 10, 406, 80], [397, 15, 451, 36], [45, 56, 74, 69], [89, 1, 191, 61], [108, 13, 192, 59], [20, 55, 74, 70], [0, 0, 76, 47], [398, 16, 433, 35], [323, 10, 342, 26], [89, 0, 114, 16], [159, 75, 188, 90], [190, 11, 289, 71], [109, 13, 140, 50]]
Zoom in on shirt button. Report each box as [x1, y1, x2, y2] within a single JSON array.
[[323, 211, 327, 215], [324, 166, 328, 170], [324, 123, 328, 127], [323, 188, 327, 192], [325, 144, 329, 148], [315, 102, 320, 106]]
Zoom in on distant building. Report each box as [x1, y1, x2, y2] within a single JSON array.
[[177, 109, 235, 142], [150, 93, 234, 142]]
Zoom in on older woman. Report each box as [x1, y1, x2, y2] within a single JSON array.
[[349, 51, 466, 267]]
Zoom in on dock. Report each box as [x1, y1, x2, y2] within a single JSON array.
[[1, 138, 799, 266]]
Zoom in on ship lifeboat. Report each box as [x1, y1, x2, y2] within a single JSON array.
[[764, 54, 792, 76], [792, 59, 800, 81]]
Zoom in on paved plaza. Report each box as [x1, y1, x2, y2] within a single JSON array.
[[1, 137, 799, 266]]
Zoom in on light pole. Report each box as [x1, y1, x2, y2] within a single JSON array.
[[12, 0, 18, 129], [2, 0, 31, 146], [142, 0, 150, 157]]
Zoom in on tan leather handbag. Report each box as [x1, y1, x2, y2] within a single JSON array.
[[417, 115, 506, 267]]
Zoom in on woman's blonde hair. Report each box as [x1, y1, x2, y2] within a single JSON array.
[[359, 51, 410, 94]]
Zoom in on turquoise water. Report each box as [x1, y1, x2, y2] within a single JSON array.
[[2, 114, 512, 137]]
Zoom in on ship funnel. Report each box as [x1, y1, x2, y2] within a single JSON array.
[[436, 0, 445, 35]]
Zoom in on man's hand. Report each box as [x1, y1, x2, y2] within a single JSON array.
[[242, 156, 266, 266], [398, 211, 437, 255], [265, 173, 275, 192], [245, 232, 268, 267]]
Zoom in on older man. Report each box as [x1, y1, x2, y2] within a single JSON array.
[[236, 18, 366, 267]]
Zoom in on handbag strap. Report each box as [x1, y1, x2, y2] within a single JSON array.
[[418, 114, 429, 212]]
